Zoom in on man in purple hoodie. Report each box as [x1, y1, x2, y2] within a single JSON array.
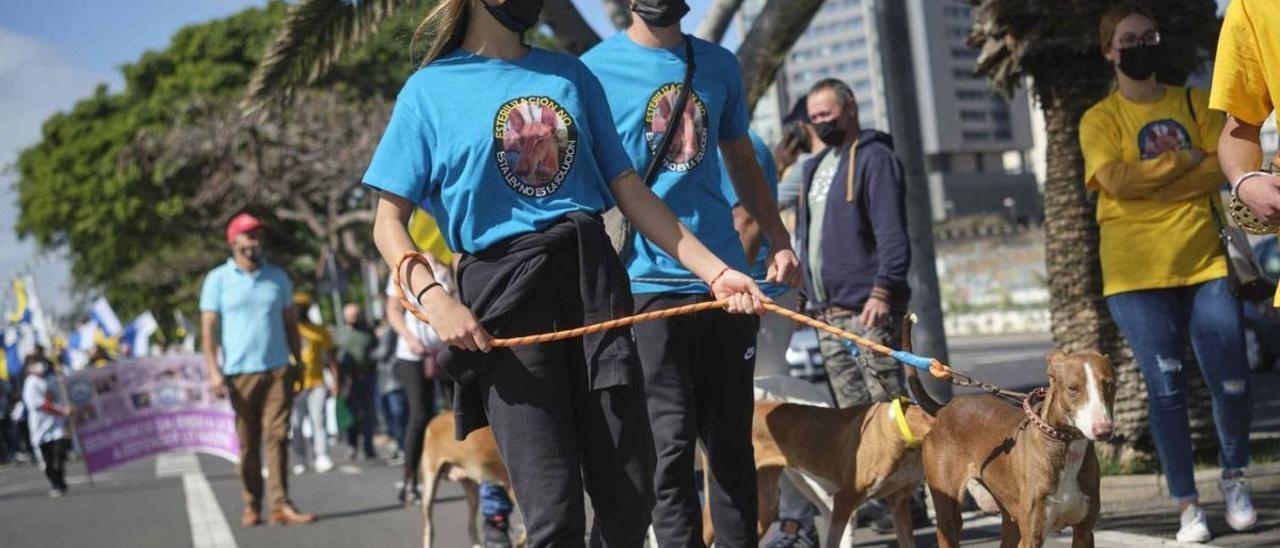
[[797, 78, 912, 408]]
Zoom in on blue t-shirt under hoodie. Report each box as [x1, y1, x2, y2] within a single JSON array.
[[363, 48, 635, 254], [582, 33, 752, 294], [720, 130, 788, 298]]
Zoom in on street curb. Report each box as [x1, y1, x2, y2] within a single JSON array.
[[1101, 461, 1280, 503]]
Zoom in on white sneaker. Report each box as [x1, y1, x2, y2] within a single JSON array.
[[1176, 504, 1211, 543], [313, 455, 334, 474], [1219, 474, 1257, 532], [291, 463, 307, 476]]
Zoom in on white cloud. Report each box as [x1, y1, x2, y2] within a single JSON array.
[[0, 28, 116, 318]]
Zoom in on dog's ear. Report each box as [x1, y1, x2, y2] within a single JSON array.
[[1045, 350, 1067, 378]]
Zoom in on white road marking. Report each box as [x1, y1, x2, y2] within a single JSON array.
[[157, 452, 237, 548]]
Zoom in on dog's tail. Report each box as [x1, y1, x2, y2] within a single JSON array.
[[902, 313, 943, 417]]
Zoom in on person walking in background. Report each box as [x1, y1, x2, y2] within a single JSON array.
[[375, 325, 407, 463], [200, 213, 315, 527], [1081, 6, 1254, 541], [22, 355, 70, 497], [289, 292, 337, 475], [777, 97, 822, 212], [1213, 0, 1280, 306], [384, 266, 448, 505], [335, 303, 379, 462]]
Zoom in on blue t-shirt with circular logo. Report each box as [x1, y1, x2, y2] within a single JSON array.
[[363, 48, 635, 254], [582, 33, 752, 294]]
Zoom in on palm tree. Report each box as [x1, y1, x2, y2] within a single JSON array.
[[242, 0, 827, 117], [966, 0, 1220, 463]]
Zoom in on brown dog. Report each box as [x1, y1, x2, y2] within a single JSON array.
[[420, 412, 515, 548], [921, 351, 1116, 548], [706, 316, 939, 547]]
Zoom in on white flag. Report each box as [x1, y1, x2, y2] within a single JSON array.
[[90, 297, 123, 337]]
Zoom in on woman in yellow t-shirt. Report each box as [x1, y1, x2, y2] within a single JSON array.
[[1213, 0, 1280, 309], [1079, 6, 1255, 541]]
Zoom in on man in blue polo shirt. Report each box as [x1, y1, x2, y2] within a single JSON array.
[[200, 213, 315, 527]]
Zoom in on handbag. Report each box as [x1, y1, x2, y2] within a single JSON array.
[[1209, 195, 1277, 302], [1184, 87, 1277, 301], [613, 36, 698, 258]]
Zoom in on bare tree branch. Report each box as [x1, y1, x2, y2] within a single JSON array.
[[695, 0, 746, 43], [736, 0, 826, 112], [543, 0, 602, 54]]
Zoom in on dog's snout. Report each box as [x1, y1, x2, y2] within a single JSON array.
[[1092, 421, 1113, 441]]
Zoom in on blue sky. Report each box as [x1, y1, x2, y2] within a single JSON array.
[[0, 0, 730, 318]]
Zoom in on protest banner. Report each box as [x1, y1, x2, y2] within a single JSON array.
[[65, 355, 238, 473]]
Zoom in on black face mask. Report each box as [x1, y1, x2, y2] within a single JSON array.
[[484, 0, 544, 34], [631, 0, 690, 27], [1116, 44, 1159, 81], [814, 119, 847, 147]]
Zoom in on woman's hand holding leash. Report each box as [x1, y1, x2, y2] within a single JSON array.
[[710, 267, 770, 315]]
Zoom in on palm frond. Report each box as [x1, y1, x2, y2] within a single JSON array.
[[241, 0, 416, 118]]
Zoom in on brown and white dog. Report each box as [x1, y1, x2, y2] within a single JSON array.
[[921, 351, 1116, 548], [706, 318, 939, 547], [419, 412, 519, 548]]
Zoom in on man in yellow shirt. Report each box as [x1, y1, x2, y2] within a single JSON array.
[[1212, 0, 1280, 309], [289, 293, 336, 474]]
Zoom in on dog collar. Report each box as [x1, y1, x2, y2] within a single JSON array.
[[891, 397, 921, 449], [1023, 388, 1082, 443]]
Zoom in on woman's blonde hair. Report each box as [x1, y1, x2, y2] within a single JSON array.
[[1098, 4, 1156, 55], [412, 0, 470, 67]]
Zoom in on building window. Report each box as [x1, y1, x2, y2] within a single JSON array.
[[953, 68, 976, 80], [962, 131, 990, 141], [994, 130, 1013, 140], [951, 47, 979, 60], [955, 89, 988, 101], [960, 110, 987, 121]]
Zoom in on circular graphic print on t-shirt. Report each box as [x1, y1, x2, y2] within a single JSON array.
[[1136, 119, 1191, 160], [644, 83, 709, 172], [494, 96, 578, 198]]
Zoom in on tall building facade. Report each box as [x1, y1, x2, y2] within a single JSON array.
[[741, 0, 1040, 221]]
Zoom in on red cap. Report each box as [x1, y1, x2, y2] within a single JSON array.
[[225, 213, 265, 244]]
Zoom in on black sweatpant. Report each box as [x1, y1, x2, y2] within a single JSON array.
[[40, 439, 70, 491], [633, 293, 760, 547], [395, 359, 435, 482], [477, 248, 655, 548]]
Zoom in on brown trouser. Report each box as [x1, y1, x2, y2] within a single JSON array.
[[227, 366, 296, 512]]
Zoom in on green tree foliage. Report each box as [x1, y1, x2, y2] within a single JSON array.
[[14, 1, 429, 325]]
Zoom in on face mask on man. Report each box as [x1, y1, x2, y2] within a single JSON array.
[[631, 0, 690, 27], [814, 119, 848, 147], [1116, 44, 1159, 81], [239, 244, 264, 266], [484, 0, 544, 33]]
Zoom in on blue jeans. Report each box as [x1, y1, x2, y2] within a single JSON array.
[[1107, 277, 1252, 501], [481, 483, 513, 518], [380, 389, 407, 452]]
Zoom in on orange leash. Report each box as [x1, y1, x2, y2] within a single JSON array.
[[394, 250, 957, 381]]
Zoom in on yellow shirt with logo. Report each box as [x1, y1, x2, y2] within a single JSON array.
[[1210, 0, 1280, 307], [1080, 86, 1227, 297], [297, 322, 333, 390]]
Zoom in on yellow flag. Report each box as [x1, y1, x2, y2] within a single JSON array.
[[408, 208, 453, 264], [7, 278, 28, 323]]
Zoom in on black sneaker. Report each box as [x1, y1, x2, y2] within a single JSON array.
[[483, 515, 512, 548]]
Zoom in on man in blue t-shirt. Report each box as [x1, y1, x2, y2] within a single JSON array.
[[582, 3, 801, 544], [200, 213, 314, 527]]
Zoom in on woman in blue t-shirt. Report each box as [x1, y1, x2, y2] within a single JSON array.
[[364, 0, 765, 544]]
